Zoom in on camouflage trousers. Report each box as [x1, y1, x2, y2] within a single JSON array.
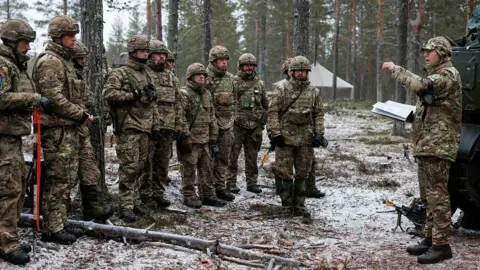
[[78, 134, 100, 186], [274, 145, 313, 210], [213, 127, 233, 192], [41, 127, 80, 234], [139, 129, 174, 200], [116, 129, 149, 210], [226, 125, 262, 188], [306, 157, 319, 191], [181, 144, 216, 199], [0, 135, 26, 253], [418, 156, 451, 245]]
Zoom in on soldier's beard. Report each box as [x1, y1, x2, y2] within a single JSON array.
[[147, 58, 165, 71]]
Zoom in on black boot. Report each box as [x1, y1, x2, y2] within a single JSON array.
[[0, 248, 30, 265], [279, 179, 294, 209], [247, 185, 262, 194], [120, 209, 139, 222], [20, 243, 31, 254], [229, 185, 240, 194], [133, 203, 151, 216], [306, 188, 325, 198], [183, 197, 202, 209], [202, 197, 227, 207], [153, 196, 171, 208], [216, 189, 235, 201], [65, 224, 85, 237], [417, 244, 453, 264], [80, 185, 114, 222], [406, 237, 432, 256], [41, 229, 77, 245]]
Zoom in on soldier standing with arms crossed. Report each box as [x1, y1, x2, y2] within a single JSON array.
[[383, 36, 462, 264]]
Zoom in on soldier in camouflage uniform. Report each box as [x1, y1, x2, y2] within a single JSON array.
[[166, 49, 175, 72], [383, 36, 462, 264], [32, 15, 95, 245], [104, 35, 160, 222], [267, 56, 326, 222], [0, 19, 46, 265], [71, 41, 113, 222], [226, 53, 268, 194], [205, 46, 236, 202], [179, 63, 227, 208], [138, 40, 185, 209]]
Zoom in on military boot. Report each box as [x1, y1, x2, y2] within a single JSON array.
[[65, 224, 85, 237], [306, 187, 325, 198], [0, 248, 30, 265], [406, 237, 432, 255], [153, 196, 171, 208], [20, 243, 31, 253], [203, 197, 227, 207], [247, 184, 262, 194], [216, 189, 235, 201], [120, 208, 139, 222], [41, 229, 77, 245], [183, 197, 202, 209], [133, 202, 151, 216], [293, 178, 307, 214], [80, 185, 114, 222], [279, 179, 294, 209], [229, 185, 241, 194], [417, 244, 452, 264], [274, 175, 282, 195]]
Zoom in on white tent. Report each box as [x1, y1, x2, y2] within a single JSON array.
[[273, 62, 354, 99]]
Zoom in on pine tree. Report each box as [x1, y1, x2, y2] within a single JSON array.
[[0, 0, 29, 21]]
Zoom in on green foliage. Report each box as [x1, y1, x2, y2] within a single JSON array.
[[106, 16, 126, 66], [33, 0, 81, 30], [0, 0, 29, 21]]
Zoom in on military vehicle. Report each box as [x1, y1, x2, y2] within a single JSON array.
[[110, 52, 128, 68]]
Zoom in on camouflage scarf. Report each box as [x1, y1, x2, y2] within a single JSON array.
[[45, 40, 74, 60], [208, 63, 226, 76], [186, 80, 205, 94], [0, 44, 30, 70], [289, 77, 311, 90], [126, 56, 146, 71], [147, 58, 166, 71], [237, 69, 257, 80], [425, 58, 452, 75]]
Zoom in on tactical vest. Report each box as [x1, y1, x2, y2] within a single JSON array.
[[148, 69, 177, 130], [183, 86, 214, 144], [235, 76, 265, 129], [0, 56, 35, 136], [207, 72, 235, 129], [280, 82, 318, 146], [35, 51, 86, 127]]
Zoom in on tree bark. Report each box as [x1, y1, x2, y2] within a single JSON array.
[[6, 0, 10, 20], [63, 0, 67, 15], [467, 0, 475, 34], [258, 0, 267, 85], [147, 0, 152, 39], [155, 0, 162, 40], [293, 0, 310, 57], [80, 0, 106, 192], [167, 0, 179, 52], [202, 0, 212, 64], [351, 0, 358, 100], [406, 0, 424, 105], [376, 0, 384, 102], [332, 0, 341, 100], [392, 0, 408, 136]]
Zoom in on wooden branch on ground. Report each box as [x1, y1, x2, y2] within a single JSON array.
[[143, 241, 202, 254], [218, 255, 264, 268], [19, 214, 305, 267], [237, 244, 277, 250]]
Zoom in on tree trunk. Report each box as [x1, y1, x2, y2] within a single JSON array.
[[392, 0, 408, 136], [345, 1, 352, 86], [351, 0, 358, 100], [6, 0, 10, 20], [258, 0, 267, 86], [80, 0, 106, 193], [63, 0, 68, 15], [146, 0, 152, 39], [155, 0, 162, 40], [407, 0, 424, 105], [293, 0, 310, 57], [332, 0, 340, 100], [467, 0, 475, 34], [376, 0, 384, 102], [202, 0, 212, 64], [167, 0, 179, 52]]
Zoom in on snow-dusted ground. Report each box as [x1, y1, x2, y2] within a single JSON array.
[[5, 106, 480, 269]]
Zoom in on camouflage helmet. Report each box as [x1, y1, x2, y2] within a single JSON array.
[[237, 53, 257, 68], [186, 63, 208, 80], [48, 15, 79, 38], [149, 39, 168, 54], [421, 36, 452, 58], [0, 19, 36, 42], [166, 49, 175, 61], [209, 45, 229, 62], [282, 58, 292, 74], [289, 56, 311, 71], [72, 40, 88, 58], [126, 34, 150, 53]]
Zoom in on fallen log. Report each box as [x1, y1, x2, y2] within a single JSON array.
[[217, 255, 264, 268], [19, 214, 304, 267], [237, 244, 277, 250]]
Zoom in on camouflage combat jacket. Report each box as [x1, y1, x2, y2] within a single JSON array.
[[234, 74, 268, 129], [267, 78, 325, 147], [104, 57, 160, 134], [146, 67, 186, 132], [206, 64, 236, 130], [180, 81, 218, 144], [391, 60, 462, 162], [0, 44, 37, 136], [32, 41, 89, 128]]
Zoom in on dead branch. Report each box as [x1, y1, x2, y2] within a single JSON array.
[[237, 244, 277, 250], [217, 255, 264, 268]]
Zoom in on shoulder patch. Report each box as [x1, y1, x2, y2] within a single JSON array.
[[430, 74, 441, 80]]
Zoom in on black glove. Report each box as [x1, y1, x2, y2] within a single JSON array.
[[132, 88, 141, 100], [209, 140, 220, 156], [143, 85, 157, 102], [151, 127, 162, 141], [312, 133, 328, 148], [270, 134, 286, 147], [176, 131, 188, 142]]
